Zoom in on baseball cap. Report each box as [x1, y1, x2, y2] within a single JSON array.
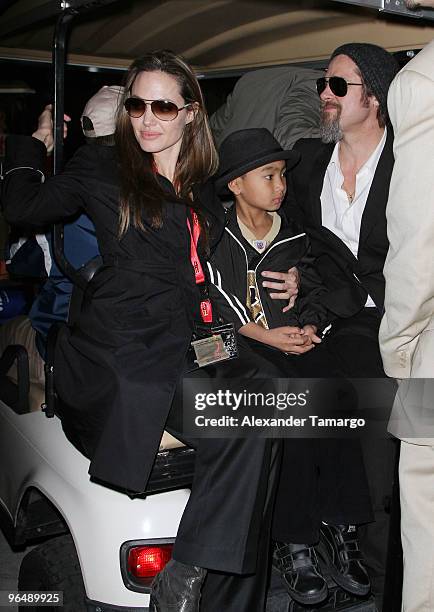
[[81, 85, 124, 138]]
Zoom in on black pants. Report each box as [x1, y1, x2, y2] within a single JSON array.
[[167, 338, 285, 611], [272, 438, 373, 543], [270, 342, 373, 543], [326, 309, 397, 604], [199, 441, 281, 612]]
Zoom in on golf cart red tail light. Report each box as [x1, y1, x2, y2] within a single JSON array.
[[127, 544, 173, 584]]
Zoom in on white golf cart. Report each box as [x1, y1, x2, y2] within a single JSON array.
[[0, 382, 193, 611]]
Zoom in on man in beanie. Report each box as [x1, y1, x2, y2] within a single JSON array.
[[282, 43, 399, 606], [0, 85, 123, 401], [379, 2, 434, 610]]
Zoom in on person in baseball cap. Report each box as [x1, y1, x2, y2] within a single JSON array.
[[81, 85, 124, 144], [2, 85, 125, 381]]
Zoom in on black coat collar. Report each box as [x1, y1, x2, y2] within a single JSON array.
[[358, 129, 394, 248], [307, 129, 394, 257], [309, 143, 334, 226]]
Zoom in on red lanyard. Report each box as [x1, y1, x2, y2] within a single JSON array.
[[187, 211, 212, 323], [187, 211, 205, 283]]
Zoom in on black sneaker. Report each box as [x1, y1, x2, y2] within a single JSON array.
[[273, 541, 328, 605], [318, 524, 371, 597]]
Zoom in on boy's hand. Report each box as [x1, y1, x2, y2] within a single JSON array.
[[265, 326, 315, 354], [32, 104, 71, 153], [301, 324, 322, 344], [261, 267, 299, 312]]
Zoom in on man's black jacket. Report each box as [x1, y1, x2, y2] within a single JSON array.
[[284, 132, 394, 319]]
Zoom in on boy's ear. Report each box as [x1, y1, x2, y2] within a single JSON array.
[[228, 177, 241, 196]]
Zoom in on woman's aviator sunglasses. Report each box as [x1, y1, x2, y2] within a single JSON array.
[[316, 76, 363, 98], [125, 97, 192, 121]]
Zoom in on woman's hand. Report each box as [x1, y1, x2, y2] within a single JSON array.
[[261, 267, 300, 312], [264, 326, 315, 354], [32, 104, 71, 153]]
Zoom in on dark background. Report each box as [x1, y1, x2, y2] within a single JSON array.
[[0, 59, 239, 160], [0, 46, 412, 160]]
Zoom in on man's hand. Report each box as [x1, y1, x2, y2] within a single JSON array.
[[265, 325, 315, 354], [301, 324, 322, 344], [32, 104, 71, 153], [261, 266, 300, 312]]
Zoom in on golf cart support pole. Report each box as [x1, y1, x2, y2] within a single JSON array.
[[52, 0, 119, 290], [44, 0, 120, 418], [52, 5, 81, 288]]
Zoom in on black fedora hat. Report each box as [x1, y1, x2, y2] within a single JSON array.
[[215, 128, 300, 194]]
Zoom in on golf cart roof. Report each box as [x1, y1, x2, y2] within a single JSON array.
[[0, 0, 433, 73]]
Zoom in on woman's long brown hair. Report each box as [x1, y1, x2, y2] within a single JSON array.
[[116, 50, 218, 236]]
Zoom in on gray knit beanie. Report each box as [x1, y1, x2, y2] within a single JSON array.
[[331, 43, 399, 120]]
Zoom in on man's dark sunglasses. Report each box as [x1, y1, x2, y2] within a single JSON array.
[[124, 97, 191, 121], [316, 76, 363, 97]]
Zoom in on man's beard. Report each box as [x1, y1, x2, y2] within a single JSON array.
[[320, 103, 343, 143]]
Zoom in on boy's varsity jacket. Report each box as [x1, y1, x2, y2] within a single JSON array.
[[207, 206, 330, 333]]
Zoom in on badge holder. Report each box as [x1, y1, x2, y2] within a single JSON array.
[[186, 210, 238, 369], [188, 322, 238, 369]]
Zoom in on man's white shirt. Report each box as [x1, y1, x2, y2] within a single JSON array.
[[321, 127, 387, 308]]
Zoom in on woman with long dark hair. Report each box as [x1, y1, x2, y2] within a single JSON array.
[[3, 50, 278, 611]]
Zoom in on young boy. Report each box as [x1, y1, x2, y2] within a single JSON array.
[[209, 127, 330, 369], [208, 128, 372, 606]]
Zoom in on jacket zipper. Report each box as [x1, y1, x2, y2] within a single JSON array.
[[225, 228, 306, 328]]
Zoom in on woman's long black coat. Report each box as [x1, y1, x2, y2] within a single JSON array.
[[3, 136, 224, 493]]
